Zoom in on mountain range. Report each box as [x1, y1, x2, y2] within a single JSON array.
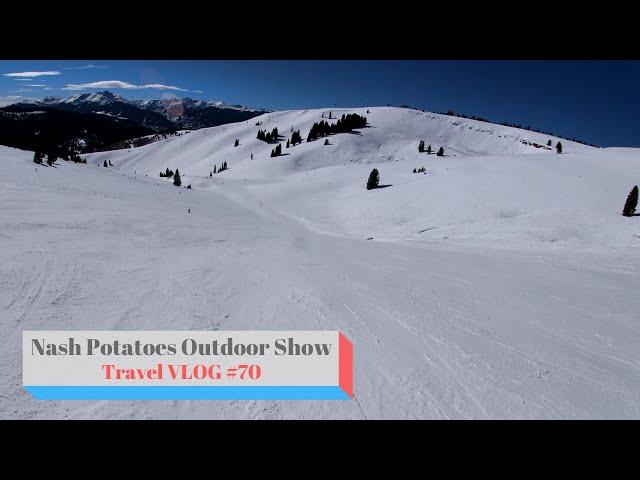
[[0, 91, 268, 154]]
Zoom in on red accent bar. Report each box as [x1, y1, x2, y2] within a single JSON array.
[[338, 332, 353, 398]]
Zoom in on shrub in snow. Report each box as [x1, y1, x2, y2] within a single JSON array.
[[622, 186, 638, 217], [367, 168, 380, 190]]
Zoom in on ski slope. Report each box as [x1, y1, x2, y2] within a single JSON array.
[[1, 107, 640, 419]]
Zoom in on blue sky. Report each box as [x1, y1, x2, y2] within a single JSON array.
[[1, 60, 638, 147]]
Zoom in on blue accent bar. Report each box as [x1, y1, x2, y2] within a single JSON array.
[[25, 386, 351, 400]]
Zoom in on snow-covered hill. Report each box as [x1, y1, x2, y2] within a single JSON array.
[[89, 107, 637, 251], [2, 106, 640, 419]]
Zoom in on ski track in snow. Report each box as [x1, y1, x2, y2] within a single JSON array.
[[1, 107, 640, 419]]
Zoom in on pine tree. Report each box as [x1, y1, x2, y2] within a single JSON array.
[[427, 144, 432, 155], [413, 168, 417, 173], [103, 159, 108, 168], [437, 147, 444, 157], [286, 139, 290, 148], [622, 186, 638, 217], [366, 168, 380, 190], [214, 165, 217, 174], [33, 152, 43, 164], [210, 171, 212, 177], [324, 139, 329, 145], [173, 169, 181, 186], [234, 139, 239, 147], [547, 139, 552, 146], [556, 141, 563, 154], [419, 140, 424, 153]]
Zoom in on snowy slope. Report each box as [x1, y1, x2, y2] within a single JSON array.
[[2, 105, 640, 419], [88, 107, 637, 251], [91, 107, 593, 178]]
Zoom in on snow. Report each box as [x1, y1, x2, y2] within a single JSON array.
[[1, 107, 640, 419]]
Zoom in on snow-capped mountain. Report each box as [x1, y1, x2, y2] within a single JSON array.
[[18, 92, 175, 131], [15, 91, 268, 131], [130, 96, 269, 129]]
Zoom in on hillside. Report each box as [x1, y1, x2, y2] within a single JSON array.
[[89, 107, 639, 251]]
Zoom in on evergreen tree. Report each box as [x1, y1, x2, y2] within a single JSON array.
[[547, 139, 552, 146], [33, 152, 43, 164], [366, 168, 380, 190], [286, 139, 290, 148], [419, 140, 424, 153], [413, 168, 417, 173], [324, 139, 329, 145], [173, 169, 181, 186], [290, 130, 302, 145], [234, 139, 239, 147], [556, 141, 563, 154], [103, 159, 108, 168], [427, 144, 432, 155], [437, 147, 444, 157], [214, 165, 217, 174], [210, 171, 212, 177], [622, 186, 638, 217]]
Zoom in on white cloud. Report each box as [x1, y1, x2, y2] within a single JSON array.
[[10, 88, 33, 93], [63, 80, 193, 92], [23, 84, 47, 87], [64, 64, 108, 70], [4, 71, 61, 78]]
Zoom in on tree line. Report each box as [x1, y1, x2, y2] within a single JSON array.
[[306, 113, 367, 142], [34, 151, 86, 166]]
